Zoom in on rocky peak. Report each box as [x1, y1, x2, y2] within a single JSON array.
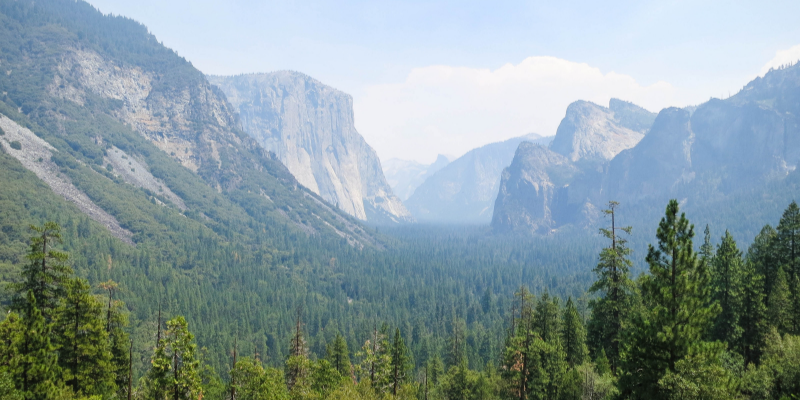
[[492, 142, 580, 234], [549, 99, 654, 165], [208, 72, 413, 223]]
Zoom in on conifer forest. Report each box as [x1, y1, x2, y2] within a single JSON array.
[[1, 0, 800, 399]]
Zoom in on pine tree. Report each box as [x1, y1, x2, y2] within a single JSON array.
[[285, 312, 309, 392], [747, 225, 777, 303], [775, 201, 800, 333], [10, 222, 73, 323], [107, 299, 131, 397], [768, 266, 792, 333], [147, 316, 201, 400], [325, 333, 351, 378], [18, 291, 60, 400], [500, 287, 535, 400], [561, 297, 588, 368], [619, 199, 721, 400], [390, 328, 411, 396], [446, 317, 467, 368], [56, 278, 115, 397], [533, 294, 567, 400], [357, 324, 391, 393], [587, 201, 635, 373], [709, 231, 744, 346], [738, 259, 768, 365]]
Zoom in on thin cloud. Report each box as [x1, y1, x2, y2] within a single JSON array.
[[760, 44, 800, 76], [354, 56, 693, 164]]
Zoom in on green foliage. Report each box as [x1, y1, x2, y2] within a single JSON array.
[[18, 291, 61, 400], [658, 344, 742, 400], [55, 278, 115, 397], [587, 201, 636, 372], [561, 297, 588, 368], [710, 231, 744, 346], [619, 199, 722, 400], [389, 328, 412, 396], [9, 141, 20, 150], [147, 316, 201, 400], [326, 334, 351, 379], [230, 357, 289, 400], [10, 222, 72, 322]]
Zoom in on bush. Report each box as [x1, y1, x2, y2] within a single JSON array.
[[9, 141, 21, 150], [0, 127, 5, 135]]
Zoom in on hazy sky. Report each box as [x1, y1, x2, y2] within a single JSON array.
[[88, 0, 800, 164]]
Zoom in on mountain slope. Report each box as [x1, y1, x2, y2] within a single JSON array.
[[383, 154, 450, 201], [405, 133, 551, 224], [208, 72, 413, 224], [492, 66, 800, 238]]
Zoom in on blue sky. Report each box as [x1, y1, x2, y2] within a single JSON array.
[[88, 0, 800, 163]]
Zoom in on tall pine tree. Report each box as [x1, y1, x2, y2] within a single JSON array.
[[561, 297, 588, 368], [55, 278, 115, 397], [587, 201, 635, 373], [10, 222, 72, 323], [709, 231, 744, 346], [619, 200, 721, 400], [775, 201, 800, 333]]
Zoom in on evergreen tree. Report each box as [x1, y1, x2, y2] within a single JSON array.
[[747, 225, 777, 304], [446, 318, 467, 368], [107, 299, 131, 397], [561, 297, 588, 368], [17, 291, 60, 400], [587, 201, 635, 373], [389, 328, 411, 395], [738, 259, 768, 365], [285, 312, 309, 392], [619, 200, 721, 400], [775, 201, 800, 333], [531, 293, 567, 400], [10, 222, 72, 323], [356, 324, 391, 393], [55, 278, 115, 397], [147, 316, 201, 400], [768, 266, 793, 333], [500, 287, 535, 400], [311, 359, 341, 398], [709, 231, 744, 346], [325, 334, 351, 378]]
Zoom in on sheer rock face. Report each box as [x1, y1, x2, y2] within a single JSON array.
[[549, 99, 655, 166], [492, 99, 655, 234], [208, 72, 413, 223], [492, 142, 579, 234], [493, 65, 800, 235]]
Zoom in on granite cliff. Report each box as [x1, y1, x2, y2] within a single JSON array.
[[208, 72, 413, 224], [493, 67, 800, 236]]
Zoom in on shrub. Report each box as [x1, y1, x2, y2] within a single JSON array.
[[9, 141, 21, 150]]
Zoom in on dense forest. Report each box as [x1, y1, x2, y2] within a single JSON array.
[[0, 199, 799, 399]]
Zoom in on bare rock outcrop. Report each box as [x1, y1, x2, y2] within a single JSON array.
[[0, 114, 134, 244], [208, 72, 413, 223]]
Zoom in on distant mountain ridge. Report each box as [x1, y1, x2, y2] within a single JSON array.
[[406, 133, 552, 224], [492, 68, 800, 236], [383, 154, 451, 201], [208, 72, 413, 224]]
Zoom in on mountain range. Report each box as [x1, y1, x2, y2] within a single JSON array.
[[492, 67, 800, 239], [404, 133, 553, 224]]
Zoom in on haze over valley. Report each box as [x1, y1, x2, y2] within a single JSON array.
[[0, 1, 799, 399]]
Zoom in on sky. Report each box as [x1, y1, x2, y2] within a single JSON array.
[[87, 0, 800, 164]]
